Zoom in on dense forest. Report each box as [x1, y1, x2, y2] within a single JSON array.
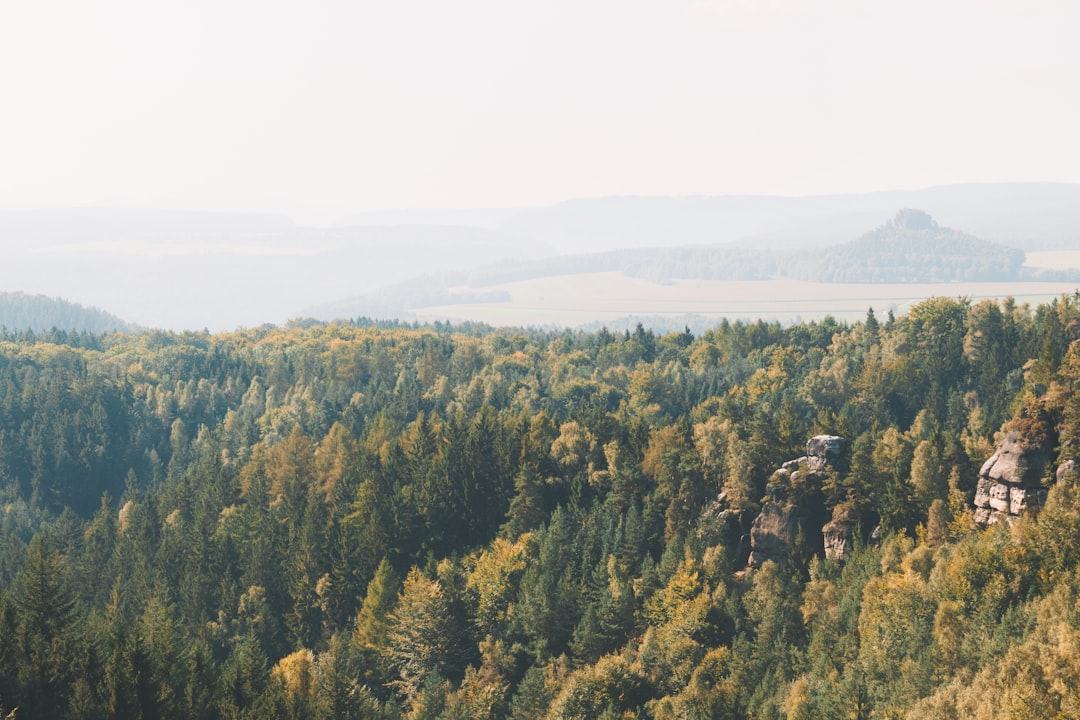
[[2, 295, 1080, 718]]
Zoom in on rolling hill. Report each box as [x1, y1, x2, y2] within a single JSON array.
[[0, 292, 132, 334]]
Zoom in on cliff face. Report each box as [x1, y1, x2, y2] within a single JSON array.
[[973, 431, 1048, 526], [742, 419, 1069, 566], [973, 429, 1061, 526], [747, 435, 847, 568], [747, 499, 801, 569]]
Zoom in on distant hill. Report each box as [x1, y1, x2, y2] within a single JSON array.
[[0, 292, 132, 334], [309, 209, 1080, 322], [469, 210, 1043, 286], [786, 208, 1027, 283]]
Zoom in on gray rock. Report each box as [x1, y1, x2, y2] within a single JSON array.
[[988, 482, 1011, 512], [807, 435, 847, 460], [1009, 486, 1043, 515], [747, 434, 849, 568], [805, 455, 829, 475], [765, 483, 788, 501], [782, 457, 807, 473], [974, 477, 993, 509], [748, 501, 798, 569], [986, 431, 1049, 487], [822, 520, 852, 562], [975, 426, 1057, 527], [1057, 459, 1077, 484], [894, 208, 937, 230]]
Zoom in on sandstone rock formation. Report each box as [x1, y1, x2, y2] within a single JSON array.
[[973, 430, 1053, 526], [747, 435, 847, 568], [747, 498, 800, 568], [822, 513, 856, 563]]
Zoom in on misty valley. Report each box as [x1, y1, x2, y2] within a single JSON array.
[[3, 184, 1080, 332]]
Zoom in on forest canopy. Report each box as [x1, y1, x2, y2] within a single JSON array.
[[1, 295, 1080, 718]]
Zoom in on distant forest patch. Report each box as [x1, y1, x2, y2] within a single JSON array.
[[784, 208, 1025, 283], [0, 292, 132, 334]]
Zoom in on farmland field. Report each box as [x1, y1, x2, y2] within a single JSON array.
[[413, 272, 1080, 327], [1025, 250, 1080, 270]]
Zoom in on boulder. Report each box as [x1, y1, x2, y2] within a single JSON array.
[[986, 431, 1049, 487], [807, 435, 846, 461], [988, 482, 1011, 513], [804, 436, 847, 477], [893, 208, 937, 231], [974, 427, 1057, 527], [782, 457, 806, 473], [1009, 486, 1044, 515], [1057, 459, 1077, 484], [805, 456, 827, 475], [973, 477, 993, 509], [822, 519, 852, 562], [746, 434, 849, 569], [748, 501, 799, 568]]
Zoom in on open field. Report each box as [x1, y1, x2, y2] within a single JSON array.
[[413, 272, 1080, 328], [1025, 251, 1080, 270]]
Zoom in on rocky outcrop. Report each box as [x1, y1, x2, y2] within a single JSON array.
[[822, 507, 860, 562], [807, 435, 847, 465], [974, 430, 1053, 526], [1058, 459, 1077, 484], [747, 435, 847, 568], [748, 499, 800, 568]]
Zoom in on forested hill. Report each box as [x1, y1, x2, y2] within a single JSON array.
[[785, 208, 1027, 282], [472, 209, 1035, 285], [0, 291, 132, 334], [3, 298, 1080, 717]]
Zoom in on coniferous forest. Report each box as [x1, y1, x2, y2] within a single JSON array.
[[3, 296, 1080, 718]]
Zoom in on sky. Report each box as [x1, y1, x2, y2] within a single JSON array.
[[1, 0, 1078, 214]]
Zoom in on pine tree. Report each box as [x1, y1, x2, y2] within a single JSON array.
[[386, 566, 469, 703], [352, 558, 400, 690], [864, 307, 880, 348], [14, 534, 78, 720]]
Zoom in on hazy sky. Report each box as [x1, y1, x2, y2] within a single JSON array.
[[1, 0, 1078, 213]]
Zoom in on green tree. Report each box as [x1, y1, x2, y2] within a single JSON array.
[[352, 557, 400, 690], [14, 534, 78, 720], [387, 567, 466, 702]]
